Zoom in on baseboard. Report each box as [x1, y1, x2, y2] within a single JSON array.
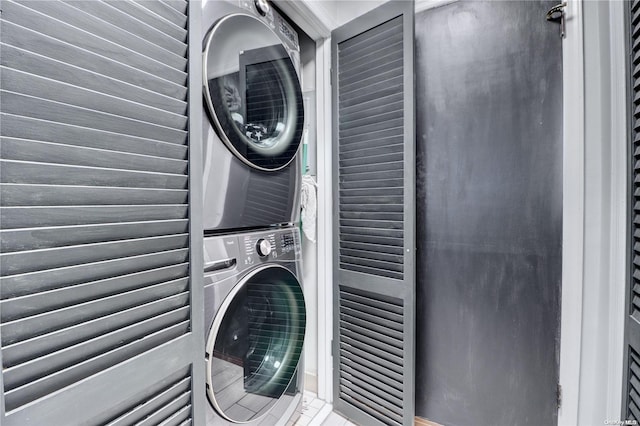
[[304, 372, 318, 394], [415, 416, 444, 426]]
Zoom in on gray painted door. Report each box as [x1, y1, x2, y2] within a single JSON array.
[[415, 1, 563, 425], [331, 2, 415, 426], [625, 0, 640, 421], [0, 1, 204, 424]]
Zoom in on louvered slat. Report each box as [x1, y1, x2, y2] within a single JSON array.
[[0, 0, 193, 420], [105, 372, 191, 426], [2, 299, 190, 369], [0, 184, 188, 207], [1, 205, 189, 229], [1, 263, 189, 321], [4, 320, 189, 410], [2, 69, 187, 129], [339, 287, 405, 426], [0, 220, 189, 252], [1, 138, 187, 174], [0, 24, 187, 100], [632, 0, 640, 326], [105, 0, 187, 42], [2, 1, 187, 84], [1, 249, 189, 299], [0, 114, 188, 159], [2, 308, 190, 389], [1, 280, 189, 346], [65, 1, 187, 56], [1, 46, 188, 115], [14, 1, 187, 71], [1, 234, 189, 275], [1, 92, 187, 144], [630, 349, 640, 420]]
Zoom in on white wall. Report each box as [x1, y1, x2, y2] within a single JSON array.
[[331, 1, 388, 27]]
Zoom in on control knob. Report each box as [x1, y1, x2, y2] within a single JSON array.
[[256, 239, 272, 257]]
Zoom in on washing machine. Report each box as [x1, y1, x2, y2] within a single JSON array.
[[204, 227, 306, 425], [202, 0, 304, 233]]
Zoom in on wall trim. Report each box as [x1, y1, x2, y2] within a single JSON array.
[[273, 0, 333, 40], [415, 0, 458, 14], [315, 37, 333, 403]]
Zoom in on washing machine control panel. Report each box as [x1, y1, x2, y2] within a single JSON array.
[[205, 229, 301, 275], [237, 0, 299, 51], [280, 233, 296, 254], [239, 229, 299, 266]]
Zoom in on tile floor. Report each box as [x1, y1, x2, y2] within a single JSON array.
[[295, 392, 356, 426]]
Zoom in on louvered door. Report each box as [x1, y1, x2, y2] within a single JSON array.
[[0, 1, 204, 424], [331, 2, 415, 426], [626, 0, 640, 420]]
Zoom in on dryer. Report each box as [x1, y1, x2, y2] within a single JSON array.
[[203, 227, 305, 425], [202, 0, 304, 233]]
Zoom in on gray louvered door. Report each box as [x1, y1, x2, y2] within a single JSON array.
[[626, 0, 640, 420], [331, 2, 415, 426], [0, 1, 204, 424]]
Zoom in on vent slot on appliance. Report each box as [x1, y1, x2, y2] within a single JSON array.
[[242, 165, 296, 227], [338, 286, 404, 426], [0, 0, 192, 417], [337, 16, 405, 281]]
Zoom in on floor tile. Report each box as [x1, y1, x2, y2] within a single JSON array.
[[309, 398, 324, 410], [296, 414, 313, 426], [321, 412, 348, 426], [303, 391, 318, 402], [301, 406, 320, 419], [307, 404, 333, 426]]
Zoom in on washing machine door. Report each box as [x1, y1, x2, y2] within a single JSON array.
[[206, 265, 305, 423], [203, 13, 304, 172]]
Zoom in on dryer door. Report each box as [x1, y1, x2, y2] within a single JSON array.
[[206, 265, 306, 423], [203, 13, 304, 171]]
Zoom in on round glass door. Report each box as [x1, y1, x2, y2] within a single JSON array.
[[206, 265, 306, 423], [203, 14, 304, 171]]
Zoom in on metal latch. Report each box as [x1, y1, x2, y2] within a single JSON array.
[[546, 2, 567, 38]]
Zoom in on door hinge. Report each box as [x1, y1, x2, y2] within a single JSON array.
[[330, 339, 334, 357], [557, 383, 562, 409], [330, 68, 333, 86], [546, 2, 567, 39]]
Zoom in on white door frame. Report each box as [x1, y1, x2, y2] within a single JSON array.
[[316, 36, 334, 402], [605, 0, 628, 421], [558, 0, 585, 424], [561, 1, 629, 424]]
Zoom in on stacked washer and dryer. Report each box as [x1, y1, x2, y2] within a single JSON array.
[[201, 1, 307, 425]]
